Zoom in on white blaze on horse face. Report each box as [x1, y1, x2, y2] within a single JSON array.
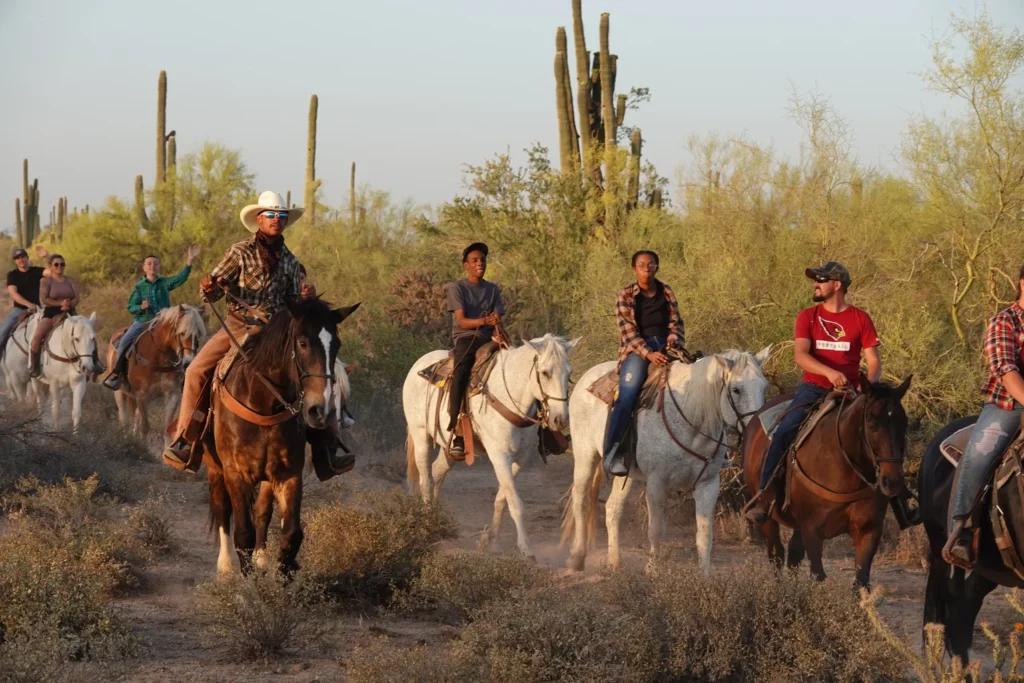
[[318, 327, 333, 406]]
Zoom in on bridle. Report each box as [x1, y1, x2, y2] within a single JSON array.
[[44, 317, 95, 375], [498, 347, 569, 432], [133, 314, 202, 373], [833, 390, 905, 496]]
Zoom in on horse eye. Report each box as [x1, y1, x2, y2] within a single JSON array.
[[298, 340, 308, 349], [732, 388, 741, 395], [542, 371, 552, 379]]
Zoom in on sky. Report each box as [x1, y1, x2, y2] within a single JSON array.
[[2, 0, 1023, 224]]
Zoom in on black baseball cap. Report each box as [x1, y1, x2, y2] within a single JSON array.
[[462, 242, 489, 262], [805, 261, 851, 286], [11, 248, 27, 260]]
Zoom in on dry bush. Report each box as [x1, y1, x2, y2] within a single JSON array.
[[301, 489, 457, 605], [347, 638, 483, 683], [125, 494, 177, 558], [878, 515, 930, 570], [393, 550, 543, 618], [351, 560, 903, 683], [197, 568, 329, 660]]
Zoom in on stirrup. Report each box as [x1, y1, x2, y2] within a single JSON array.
[[942, 520, 974, 570], [448, 436, 466, 462], [603, 442, 628, 477], [102, 373, 122, 391], [742, 490, 772, 525]]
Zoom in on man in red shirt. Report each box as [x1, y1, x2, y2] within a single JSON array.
[[744, 261, 881, 524]]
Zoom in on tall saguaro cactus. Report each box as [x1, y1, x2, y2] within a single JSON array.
[[350, 162, 357, 225], [20, 159, 40, 247], [571, 0, 595, 186], [156, 71, 167, 187], [599, 13, 619, 229], [135, 175, 151, 232], [15, 199, 22, 247], [627, 129, 642, 209], [305, 94, 321, 227]]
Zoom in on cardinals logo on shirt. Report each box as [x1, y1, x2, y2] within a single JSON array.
[[818, 317, 846, 341], [816, 316, 851, 351]]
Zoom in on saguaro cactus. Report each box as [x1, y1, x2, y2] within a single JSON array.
[[571, 0, 595, 185], [57, 197, 66, 241], [627, 129, 642, 209], [156, 71, 167, 186], [21, 160, 40, 247], [599, 13, 619, 228], [554, 49, 575, 173], [305, 94, 321, 227], [15, 199, 22, 247], [350, 162, 357, 225], [135, 175, 151, 232]]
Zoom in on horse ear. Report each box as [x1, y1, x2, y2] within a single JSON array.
[[896, 374, 913, 398], [88, 311, 96, 324], [714, 355, 735, 371], [331, 303, 361, 326], [754, 344, 772, 367], [565, 336, 583, 351]]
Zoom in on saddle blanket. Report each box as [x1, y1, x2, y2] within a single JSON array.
[[586, 363, 667, 411]]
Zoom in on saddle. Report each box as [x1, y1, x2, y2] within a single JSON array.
[[586, 363, 668, 410], [418, 341, 501, 396]]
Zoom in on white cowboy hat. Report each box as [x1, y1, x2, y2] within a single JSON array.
[[239, 191, 304, 233]]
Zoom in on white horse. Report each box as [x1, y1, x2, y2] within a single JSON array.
[[562, 347, 771, 575], [13, 312, 99, 431], [2, 314, 38, 402], [403, 334, 579, 558]]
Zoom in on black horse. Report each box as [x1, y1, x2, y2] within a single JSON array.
[[919, 414, 1024, 662]]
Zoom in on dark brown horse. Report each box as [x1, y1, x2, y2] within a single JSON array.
[[205, 297, 358, 576], [919, 414, 1024, 663], [742, 373, 912, 587]]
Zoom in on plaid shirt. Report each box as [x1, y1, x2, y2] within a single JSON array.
[[615, 279, 684, 368], [983, 303, 1024, 409], [127, 266, 191, 323], [206, 237, 301, 318]]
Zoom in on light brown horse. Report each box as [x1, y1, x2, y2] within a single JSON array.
[[107, 305, 206, 438], [204, 297, 358, 576], [742, 373, 911, 588]]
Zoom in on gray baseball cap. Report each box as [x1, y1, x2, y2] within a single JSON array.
[[805, 261, 851, 286]]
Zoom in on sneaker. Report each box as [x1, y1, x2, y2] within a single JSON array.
[[449, 436, 466, 461]]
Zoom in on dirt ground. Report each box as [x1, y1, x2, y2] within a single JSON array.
[[0, 347, 1019, 680]]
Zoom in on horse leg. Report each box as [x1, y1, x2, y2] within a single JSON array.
[[567, 453, 599, 571], [693, 473, 721, 577], [50, 382, 61, 430], [645, 477, 668, 569], [114, 389, 130, 428], [801, 527, 827, 581], [430, 448, 453, 503], [851, 523, 884, 590], [485, 461, 521, 551], [491, 453, 532, 558], [252, 483, 275, 570], [162, 391, 181, 446], [208, 468, 234, 578], [225, 476, 257, 575], [70, 378, 86, 433], [409, 431, 434, 504], [760, 518, 786, 568], [605, 475, 633, 570], [273, 476, 304, 575], [135, 395, 150, 437], [786, 529, 806, 569]]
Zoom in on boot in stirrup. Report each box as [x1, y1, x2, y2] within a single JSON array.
[[28, 350, 42, 379]]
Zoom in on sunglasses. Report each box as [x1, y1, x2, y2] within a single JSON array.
[[813, 275, 832, 284], [261, 211, 288, 220], [51, 262, 66, 268]]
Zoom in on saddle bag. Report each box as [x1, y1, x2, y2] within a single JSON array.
[[989, 442, 1024, 580]]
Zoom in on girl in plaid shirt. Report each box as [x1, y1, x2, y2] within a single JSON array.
[[945, 264, 1024, 567]]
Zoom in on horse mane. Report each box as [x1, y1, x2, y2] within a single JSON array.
[[674, 349, 754, 437], [527, 333, 569, 367], [155, 305, 207, 345], [335, 359, 351, 401], [246, 297, 338, 370]]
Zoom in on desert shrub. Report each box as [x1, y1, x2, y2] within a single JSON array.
[[394, 550, 543, 618], [301, 489, 457, 605], [347, 638, 483, 683], [125, 494, 177, 558], [197, 568, 329, 660], [351, 561, 904, 683]]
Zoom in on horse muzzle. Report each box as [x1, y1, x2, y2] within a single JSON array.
[[304, 403, 328, 430]]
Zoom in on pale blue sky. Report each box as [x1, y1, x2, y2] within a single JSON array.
[[2, 0, 1022, 223]]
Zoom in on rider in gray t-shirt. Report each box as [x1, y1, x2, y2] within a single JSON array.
[[445, 242, 505, 460]]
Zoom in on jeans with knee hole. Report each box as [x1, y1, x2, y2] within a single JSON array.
[[951, 401, 1024, 519], [603, 336, 665, 455]]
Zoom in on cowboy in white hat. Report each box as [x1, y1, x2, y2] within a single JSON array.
[[162, 191, 355, 477]]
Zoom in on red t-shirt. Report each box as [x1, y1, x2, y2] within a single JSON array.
[[794, 304, 880, 390]]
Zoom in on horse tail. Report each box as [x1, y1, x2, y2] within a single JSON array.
[[923, 551, 948, 632], [559, 457, 604, 550], [406, 431, 419, 496]]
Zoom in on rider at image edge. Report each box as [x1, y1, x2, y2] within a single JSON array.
[[0, 246, 49, 365], [744, 261, 911, 524], [446, 242, 505, 461], [102, 247, 200, 391]]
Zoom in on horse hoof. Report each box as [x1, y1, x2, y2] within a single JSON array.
[[567, 554, 585, 572]]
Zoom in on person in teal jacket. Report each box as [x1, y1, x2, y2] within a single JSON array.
[[103, 246, 200, 390]]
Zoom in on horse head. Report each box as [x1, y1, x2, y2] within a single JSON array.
[[523, 334, 580, 432], [711, 345, 772, 437], [156, 305, 207, 368], [859, 372, 912, 497], [63, 312, 99, 375], [280, 298, 360, 430]]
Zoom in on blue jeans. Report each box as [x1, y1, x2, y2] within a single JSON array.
[[760, 382, 830, 489], [114, 321, 147, 371], [0, 308, 26, 358], [603, 336, 665, 455], [951, 402, 1023, 519]]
